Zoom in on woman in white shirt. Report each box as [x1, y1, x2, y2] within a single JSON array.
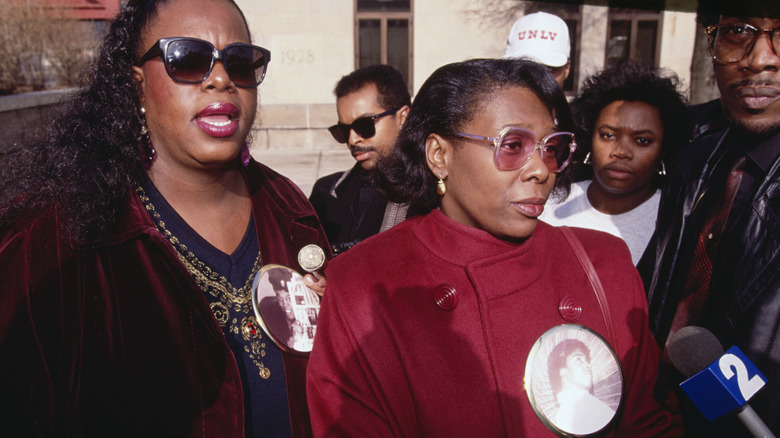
[[541, 60, 688, 272]]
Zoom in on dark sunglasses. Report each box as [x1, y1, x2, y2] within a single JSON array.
[[136, 37, 271, 88], [455, 127, 576, 173], [328, 108, 399, 144]]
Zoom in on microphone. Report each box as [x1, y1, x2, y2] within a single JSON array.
[[667, 326, 775, 438]]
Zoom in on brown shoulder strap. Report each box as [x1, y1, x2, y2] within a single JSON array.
[[559, 226, 616, 346]]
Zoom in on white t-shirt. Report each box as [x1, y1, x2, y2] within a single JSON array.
[[540, 180, 660, 265]]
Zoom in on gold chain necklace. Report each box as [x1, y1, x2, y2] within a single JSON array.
[[136, 186, 272, 379]]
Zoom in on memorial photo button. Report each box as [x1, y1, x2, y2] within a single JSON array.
[[298, 244, 325, 272]]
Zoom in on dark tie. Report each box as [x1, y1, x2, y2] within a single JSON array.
[[667, 155, 746, 340]]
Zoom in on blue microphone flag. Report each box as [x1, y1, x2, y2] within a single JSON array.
[[680, 345, 767, 421]]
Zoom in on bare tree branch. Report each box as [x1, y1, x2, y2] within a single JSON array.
[[461, 0, 526, 30], [0, 0, 98, 94]]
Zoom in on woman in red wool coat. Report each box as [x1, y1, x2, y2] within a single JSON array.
[[306, 59, 683, 438]]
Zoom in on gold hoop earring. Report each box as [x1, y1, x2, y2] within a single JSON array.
[[436, 177, 446, 196], [658, 161, 666, 176], [583, 152, 591, 165]]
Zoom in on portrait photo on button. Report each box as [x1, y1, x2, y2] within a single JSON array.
[[251, 264, 320, 355], [525, 324, 623, 436]]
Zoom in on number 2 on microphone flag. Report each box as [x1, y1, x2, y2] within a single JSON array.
[[680, 345, 767, 421]]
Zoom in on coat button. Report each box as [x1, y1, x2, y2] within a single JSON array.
[[434, 284, 458, 311], [558, 295, 582, 322]]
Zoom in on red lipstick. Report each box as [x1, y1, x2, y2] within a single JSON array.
[[195, 102, 240, 138]]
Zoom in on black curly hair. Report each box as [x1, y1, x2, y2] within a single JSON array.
[[0, 0, 249, 244], [374, 58, 574, 214], [570, 59, 688, 183]]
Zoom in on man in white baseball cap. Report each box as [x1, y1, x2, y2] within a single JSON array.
[[504, 11, 571, 87]]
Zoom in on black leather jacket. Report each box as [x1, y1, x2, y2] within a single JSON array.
[[648, 127, 780, 436], [309, 165, 389, 256]]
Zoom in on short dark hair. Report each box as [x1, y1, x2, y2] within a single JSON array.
[[707, 0, 780, 23], [571, 60, 688, 184], [548, 339, 591, 396], [334, 64, 411, 112], [696, 3, 720, 28], [374, 58, 574, 214], [698, 0, 780, 28]]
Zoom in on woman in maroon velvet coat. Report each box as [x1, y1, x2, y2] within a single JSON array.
[[306, 59, 682, 437], [0, 0, 327, 436]]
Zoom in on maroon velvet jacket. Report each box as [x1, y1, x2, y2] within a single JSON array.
[[0, 161, 329, 437]]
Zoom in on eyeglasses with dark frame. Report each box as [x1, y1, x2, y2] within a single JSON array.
[[705, 22, 780, 65], [136, 37, 271, 88], [455, 127, 577, 173], [328, 108, 399, 144]]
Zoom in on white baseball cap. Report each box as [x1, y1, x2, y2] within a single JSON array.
[[503, 12, 571, 68]]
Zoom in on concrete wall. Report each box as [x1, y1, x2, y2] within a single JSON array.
[[238, 1, 353, 105], [579, 5, 609, 86], [236, 0, 353, 156], [659, 10, 698, 91], [0, 88, 75, 154], [413, 0, 507, 94]]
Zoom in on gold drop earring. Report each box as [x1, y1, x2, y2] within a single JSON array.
[[436, 176, 446, 196]]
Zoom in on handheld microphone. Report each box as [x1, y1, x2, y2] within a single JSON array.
[[667, 326, 775, 438]]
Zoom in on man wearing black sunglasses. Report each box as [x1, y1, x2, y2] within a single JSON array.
[[647, 1, 780, 436], [310, 65, 411, 256]]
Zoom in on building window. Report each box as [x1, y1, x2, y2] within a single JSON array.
[[525, 3, 581, 95], [606, 8, 662, 67], [355, 0, 413, 90]]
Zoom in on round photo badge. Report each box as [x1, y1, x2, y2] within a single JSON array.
[[525, 324, 624, 437], [251, 264, 321, 356]]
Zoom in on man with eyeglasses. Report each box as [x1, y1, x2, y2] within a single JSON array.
[[310, 65, 411, 255], [647, 0, 780, 435]]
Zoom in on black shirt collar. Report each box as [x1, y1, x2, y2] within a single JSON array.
[[745, 129, 780, 174]]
